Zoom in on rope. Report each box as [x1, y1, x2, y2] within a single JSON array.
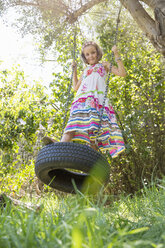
[[60, 24, 77, 139], [97, 4, 122, 146]]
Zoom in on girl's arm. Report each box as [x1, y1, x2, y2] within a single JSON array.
[[103, 45, 127, 77], [72, 61, 82, 91]]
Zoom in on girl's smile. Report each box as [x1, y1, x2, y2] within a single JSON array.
[[83, 45, 98, 65]]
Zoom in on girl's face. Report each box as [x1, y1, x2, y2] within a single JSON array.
[[83, 45, 98, 65]]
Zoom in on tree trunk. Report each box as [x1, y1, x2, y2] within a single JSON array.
[[120, 0, 165, 55]]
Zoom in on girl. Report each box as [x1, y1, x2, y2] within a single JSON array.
[[44, 41, 126, 158]]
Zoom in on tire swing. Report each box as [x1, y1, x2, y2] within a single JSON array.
[[35, 6, 122, 194]]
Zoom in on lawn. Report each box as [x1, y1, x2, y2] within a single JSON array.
[[0, 180, 165, 248]]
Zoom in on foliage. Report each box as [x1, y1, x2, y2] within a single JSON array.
[[0, 29, 84, 194], [94, 6, 165, 193], [0, 66, 54, 184], [0, 179, 165, 247]]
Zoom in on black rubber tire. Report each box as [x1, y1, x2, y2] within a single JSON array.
[[35, 142, 110, 194]]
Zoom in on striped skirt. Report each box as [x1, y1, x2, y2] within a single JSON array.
[[64, 95, 125, 158]]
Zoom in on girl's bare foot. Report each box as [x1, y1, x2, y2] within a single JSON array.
[[42, 136, 57, 145]]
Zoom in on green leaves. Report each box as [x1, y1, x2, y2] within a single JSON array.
[[0, 66, 52, 173], [94, 4, 165, 193]]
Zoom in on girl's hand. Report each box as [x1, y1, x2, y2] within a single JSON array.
[[102, 61, 110, 72], [72, 60, 77, 68], [112, 45, 119, 54]]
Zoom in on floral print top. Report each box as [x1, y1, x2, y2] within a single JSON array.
[[82, 63, 106, 81]]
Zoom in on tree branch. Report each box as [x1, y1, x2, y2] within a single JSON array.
[[12, 0, 38, 7], [13, 0, 71, 16], [139, 0, 157, 9], [66, 0, 107, 23], [120, 0, 157, 35], [0, 194, 41, 211], [120, 0, 165, 55]]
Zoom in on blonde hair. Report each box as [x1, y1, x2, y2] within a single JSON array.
[[81, 41, 103, 64]]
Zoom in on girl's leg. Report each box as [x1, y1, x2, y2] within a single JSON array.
[[61, 131, 75, 142], [43, 131, 75, 145]]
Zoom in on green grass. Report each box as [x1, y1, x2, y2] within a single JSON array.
[[0, 180, 165, 248]]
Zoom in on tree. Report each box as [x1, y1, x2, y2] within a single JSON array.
[[1, 0, 165, 55]]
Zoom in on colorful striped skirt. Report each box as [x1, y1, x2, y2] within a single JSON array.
[[64, 95, 125, 158]]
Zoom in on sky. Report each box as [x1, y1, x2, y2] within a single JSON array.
[[0, 12, 57, 88]]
